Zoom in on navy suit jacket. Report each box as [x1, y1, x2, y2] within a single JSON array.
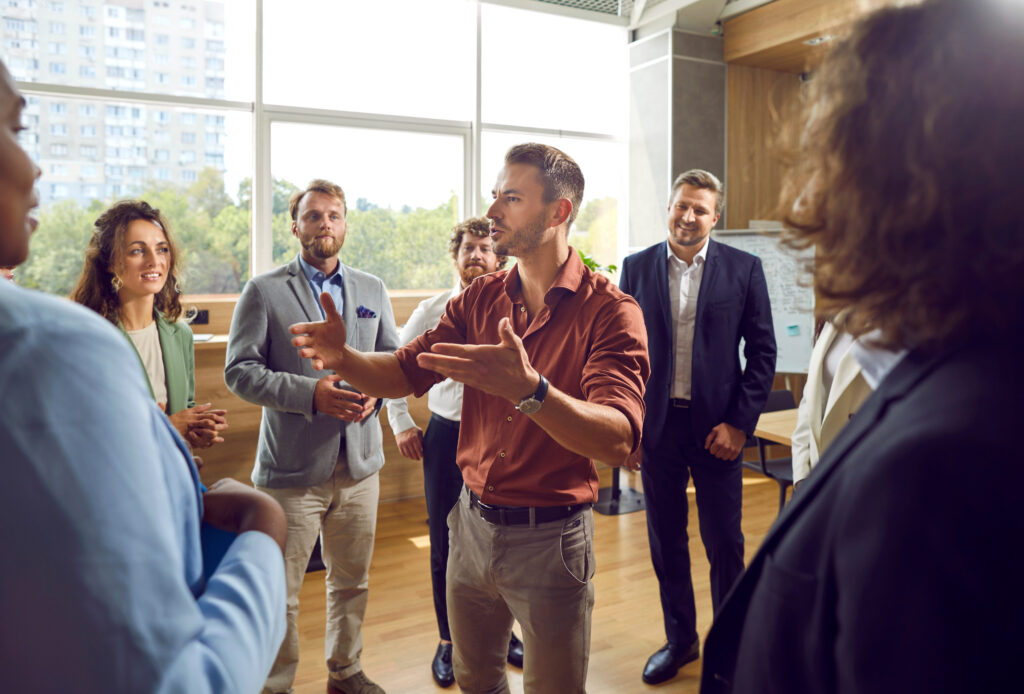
[[700, 339, 1023, 694], [619, 239, 776, 448]]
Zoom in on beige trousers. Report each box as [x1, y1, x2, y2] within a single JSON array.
[[258, 464, 380, 694], [447, 487, 595, 694]]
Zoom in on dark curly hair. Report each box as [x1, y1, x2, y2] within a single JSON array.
[[777, 0, 1024, 352], [447, 216, 508, 270], [70, 200, 185, 324]]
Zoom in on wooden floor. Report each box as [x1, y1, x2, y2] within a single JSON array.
[[290, 470, 782, 694]]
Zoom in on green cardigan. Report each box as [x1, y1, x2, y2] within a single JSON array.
[[120, 313, 196, 415]]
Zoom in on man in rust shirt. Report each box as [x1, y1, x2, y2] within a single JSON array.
[[290, 143, 649, 694]]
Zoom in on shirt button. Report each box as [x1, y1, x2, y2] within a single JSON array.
[[500, 451, 506, 458], [506, 416, 513, 422], [487, 485, 494, 492], [520, 306, 526, 312]]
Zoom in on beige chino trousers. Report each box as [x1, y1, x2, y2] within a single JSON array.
[[447, 486, 595, 694], [258, 463, 380, 694]]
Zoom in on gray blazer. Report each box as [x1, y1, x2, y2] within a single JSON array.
[[225, 256, 400, 488]]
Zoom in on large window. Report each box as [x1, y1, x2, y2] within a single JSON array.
[[270, 122, 465, 290], [9, 1, 627, 295]]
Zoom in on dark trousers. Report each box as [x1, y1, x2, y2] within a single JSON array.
[[423, 413, 465, 641], [641, 406, 745, 648]]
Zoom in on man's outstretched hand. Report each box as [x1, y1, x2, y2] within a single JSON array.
[[416, 317, 538, 403], [291, 292, 348, 373]]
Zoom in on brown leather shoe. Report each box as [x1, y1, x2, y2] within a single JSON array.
[[326, 671, 385, 694]]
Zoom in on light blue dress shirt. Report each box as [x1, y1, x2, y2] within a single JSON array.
[[0, 280, 286, 693], [298, 253, 344, 319]]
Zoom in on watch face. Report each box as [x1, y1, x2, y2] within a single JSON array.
[[517, 397, 542, 415]]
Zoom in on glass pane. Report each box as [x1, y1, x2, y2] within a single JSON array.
[[264, 0, 475, 120], [481, 132, 624, 271], [3, 0, 255, 101], [271, 122, 464, 290], [17, 94, 253, 295], [481, 4, 628, 135]]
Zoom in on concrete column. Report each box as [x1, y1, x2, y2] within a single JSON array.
[[628, 22, 725, 250]]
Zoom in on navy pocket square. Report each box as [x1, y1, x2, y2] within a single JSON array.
[[356, 305, 376, 319]]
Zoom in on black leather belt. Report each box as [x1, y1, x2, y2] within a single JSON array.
[[468, 488, 590, 526], [670, 398, 691, 408], [429, 413, 460, 430]]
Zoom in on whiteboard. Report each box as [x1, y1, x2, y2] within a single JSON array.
[[712, 226, 814, 374]]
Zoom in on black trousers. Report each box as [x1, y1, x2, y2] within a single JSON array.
[[641, 406, 745, 648], [422, 413, 465, 641]]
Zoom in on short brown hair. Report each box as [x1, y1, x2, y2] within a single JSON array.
[[71, 200, 185, 324], [448, 216, 508, 270], [289, 179, 347, 221], [504, 143, 585, 229], [671, 169, 724, 218], [777, 0, 1024, 351]]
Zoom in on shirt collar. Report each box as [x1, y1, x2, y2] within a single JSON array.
[[502, 247, 586, 305], [666, 237, 710, 267], [850, 329, 908, 389], [297, 254, 343, 285]]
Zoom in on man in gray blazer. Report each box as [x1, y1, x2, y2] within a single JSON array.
[[226, 179, 399, 694]]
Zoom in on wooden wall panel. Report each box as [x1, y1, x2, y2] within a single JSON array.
[[725, 63, 802, 230]]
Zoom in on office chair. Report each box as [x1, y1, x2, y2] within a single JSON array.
[[741, 389, 796, 516]]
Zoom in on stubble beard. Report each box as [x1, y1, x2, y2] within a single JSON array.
[[494, 216, 545, 259]]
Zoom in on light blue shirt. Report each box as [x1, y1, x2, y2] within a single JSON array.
[[298, 253, 344, 319], [0, 280, 286, 693]]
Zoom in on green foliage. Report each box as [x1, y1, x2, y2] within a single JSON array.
[[570, 196, 618, 274], [19, 169, 462, 296]]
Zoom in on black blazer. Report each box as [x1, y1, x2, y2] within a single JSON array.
[[701, 340, 1024, 694], [619, 240, 776, 447]]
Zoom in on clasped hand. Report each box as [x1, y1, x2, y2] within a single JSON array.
[[166, 402, 228, 449]]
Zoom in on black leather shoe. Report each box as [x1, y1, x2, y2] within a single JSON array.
[[506, 632, 524, 668], [641, 640, 699, 685], [431, 642, 455, 688]]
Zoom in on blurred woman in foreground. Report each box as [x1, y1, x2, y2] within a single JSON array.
[[71, 200, 226, 449]]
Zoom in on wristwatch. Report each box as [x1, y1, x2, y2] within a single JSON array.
[[515, 374, 549, 415]]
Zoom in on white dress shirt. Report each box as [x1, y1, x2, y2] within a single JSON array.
[[667, 238, 710, 399], [387, 282, 465, 433]]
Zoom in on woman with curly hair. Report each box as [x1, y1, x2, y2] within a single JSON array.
[[701, 1, 1024, 692], [71, 200, 227, 449]]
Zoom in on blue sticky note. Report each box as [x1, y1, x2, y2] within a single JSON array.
[[786, 324, 800, 337]]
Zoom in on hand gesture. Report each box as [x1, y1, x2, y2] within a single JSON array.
[[290, 292, 348, 373], [395, 426, 424, 460], [167, 403, 228, 449], [313, 375, 372, 422], [705, 422, 746, 461], [416, 317, 538, 403]]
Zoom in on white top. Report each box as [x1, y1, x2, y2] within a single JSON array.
[[822, 329, 856, 395], [667, 238, 710, 399], [126, 320, 168, 408], [386, 282, 464, 432]]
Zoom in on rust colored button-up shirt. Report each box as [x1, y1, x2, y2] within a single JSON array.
[[395, 250, 650, 507]]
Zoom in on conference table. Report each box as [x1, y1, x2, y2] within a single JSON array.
[[754, 408, 799, 446]]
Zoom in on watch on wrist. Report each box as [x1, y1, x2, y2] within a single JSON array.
[[515, 374, 549, 415]]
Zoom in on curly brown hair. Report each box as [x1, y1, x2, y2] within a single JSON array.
[[777, 0, 1024, 352], [447, 216, 508, 270], [70, 200, 185, 324]]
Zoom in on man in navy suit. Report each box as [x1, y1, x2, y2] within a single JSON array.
[[619, 170, 776, 685]]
